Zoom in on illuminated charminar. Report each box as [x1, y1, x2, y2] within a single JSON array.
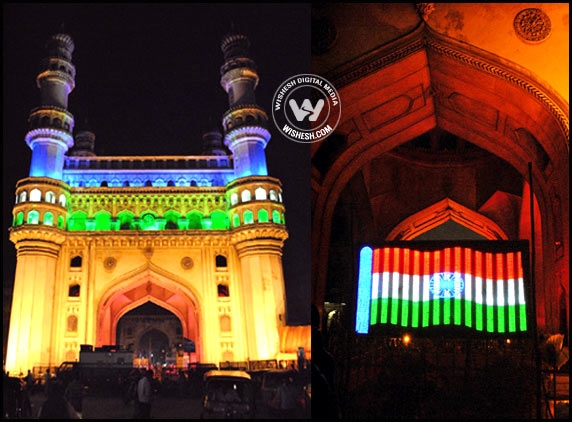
[[6, 30, 304, 375]]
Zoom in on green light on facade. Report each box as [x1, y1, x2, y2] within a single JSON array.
[[95, 212, 112, 230], [272, 210, 280, 224], [187, 212, 202, 229], [44, 212, 54, 226], [258, 209, 269, 223], [66, 206, 231, 231], [27, 210, 40, 224], [210, 211, 228, 229]]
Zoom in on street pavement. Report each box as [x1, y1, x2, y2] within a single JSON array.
[[28, 390, 310, 419]]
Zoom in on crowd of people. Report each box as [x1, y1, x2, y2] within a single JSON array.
[[3, 366, 162, 419], [5, 361, 314, 419]]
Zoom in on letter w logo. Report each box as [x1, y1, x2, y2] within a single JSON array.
[[289, 99, 325, 121]]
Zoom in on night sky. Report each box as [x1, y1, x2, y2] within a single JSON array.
[[3, 3, 312, 325]]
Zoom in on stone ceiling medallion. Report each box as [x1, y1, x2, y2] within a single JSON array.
[[181, 256, 194, 270], [104, 256, 117, 271], [514, 8, 552, 43]]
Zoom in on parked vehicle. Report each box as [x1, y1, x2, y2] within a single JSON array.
[[200, 370, 255, 419]]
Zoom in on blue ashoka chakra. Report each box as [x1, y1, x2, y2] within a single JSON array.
[[429, 272, 465, 299]]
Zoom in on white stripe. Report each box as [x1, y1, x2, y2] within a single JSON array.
[[497, 279, 505, 306], [412, 275, 420, 302], [423, 274, 430, 302], [403, 274, 410, 301], [392, 272, 400, 300], [475, 277, 483, 304], [464, 274, 472, 301], [517, 278, 526, 304], [381, 272, 390, 299], [507, 279, 516, 305], [371, 272, 380, 300], [486, 279, 494, 306]]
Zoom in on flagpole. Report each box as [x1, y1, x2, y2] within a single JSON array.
[[528, 162, 542, 419]]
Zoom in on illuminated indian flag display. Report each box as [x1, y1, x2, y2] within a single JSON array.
[[355, 242, 530, 335]]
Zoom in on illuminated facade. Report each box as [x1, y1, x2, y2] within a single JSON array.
[[5, 30, 292, 375]]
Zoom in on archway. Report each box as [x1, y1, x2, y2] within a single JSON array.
[[311, 24, 568, 332], [138, 329, 169, 367], [97, 264, 202, 361], [117, 301, 185, 367], [387, 198, 507, 241]]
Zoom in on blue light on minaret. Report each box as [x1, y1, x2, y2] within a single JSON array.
[[25, 33, 76, 180], [220, 32, 270, 178]]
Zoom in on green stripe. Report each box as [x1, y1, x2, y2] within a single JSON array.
[[411, 302, 420, 328], [508, 304, 517, 332], [497, 305, 506, 333], [476, 303, 484, 331], [454, 298, 462, 325], [519, 304, 527, 331], [465, 301, 472, 328], [381, 298, 389, 323], [443, 298, 451, 325], [369, 298, 528, 333], [401, 301, 410, 327], [486, 304, 495, 332], [390, 297, 399, 324], [432, 298, 440, 326]]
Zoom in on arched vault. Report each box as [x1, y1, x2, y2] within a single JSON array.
[[96, 262, 202, 353]]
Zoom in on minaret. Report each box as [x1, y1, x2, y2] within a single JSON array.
[[5, 32, 75, 376], [220, 32, 270, 178], [201, 126, 228, 156], [26, 33, 76, 179], [68, 129, 96, 157], [221, 31, 289, 360]]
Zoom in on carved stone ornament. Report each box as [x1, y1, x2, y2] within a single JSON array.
[[104, 256, 117, 270], [181, 256, 194, 270], [514, 8, 552, 43]]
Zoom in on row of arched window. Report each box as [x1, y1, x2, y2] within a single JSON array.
[[16, 188, 67, 206], [14, 206, 285, 231], [13, 206, 285, 230], [232, 209, 284, 227], [14, 185, 281, 207], [229, 186, 282, 206], [70, 178, 216, 188], [29, 114, 72, 131], [14, 210, 65, 228], [46, 60, 74, 77], [67, 210, 230, 231], [65, 157, 230, 170]]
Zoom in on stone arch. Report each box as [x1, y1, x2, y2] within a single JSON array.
[[311, 24, 568, 332], [96, 263, 203, 361], [387, 198, 508, 241]]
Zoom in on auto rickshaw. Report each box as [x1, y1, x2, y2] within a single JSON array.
[[200, 370, 255, 419]]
